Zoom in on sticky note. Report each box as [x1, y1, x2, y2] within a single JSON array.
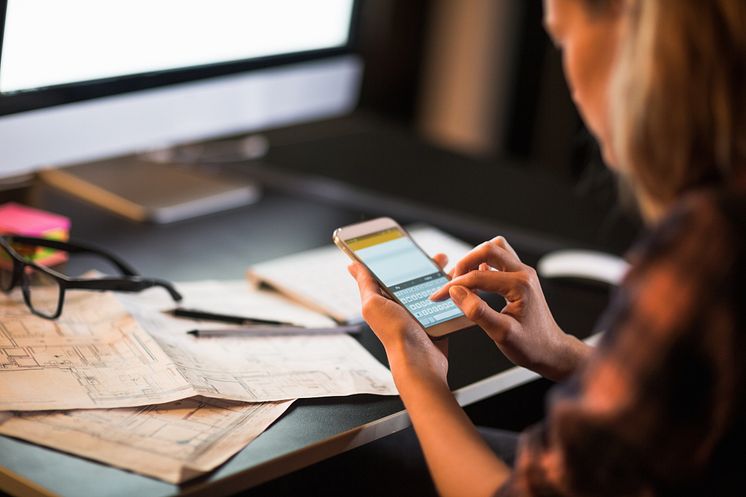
[[0, 202, 71, 267]]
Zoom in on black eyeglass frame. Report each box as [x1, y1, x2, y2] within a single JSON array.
[[0, 235, 182, 319]]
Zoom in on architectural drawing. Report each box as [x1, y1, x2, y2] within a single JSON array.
[[154, 331, 398, 402], [0, 397, 293, 483], [0, 281, 397, 411], [0, 291, 193, 411], [121, 282, 399, 402]]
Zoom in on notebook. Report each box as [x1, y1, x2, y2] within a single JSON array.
[[246, 226, 474, 324]]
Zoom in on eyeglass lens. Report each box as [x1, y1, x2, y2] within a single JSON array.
[[23, 266, 63, 318]]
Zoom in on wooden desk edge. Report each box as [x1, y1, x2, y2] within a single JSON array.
[[179, 365, 542, 497], [0, 465, 63, 497]]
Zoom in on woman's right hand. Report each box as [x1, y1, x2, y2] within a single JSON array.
[[430, 236, 591, 381]]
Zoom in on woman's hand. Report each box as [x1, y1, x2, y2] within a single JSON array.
[[348, 254, 450, 386], [350, 254, 513, 497], [430, 237, 590, 381]]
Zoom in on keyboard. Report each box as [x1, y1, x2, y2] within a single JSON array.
[[392, 276, 463, 326]]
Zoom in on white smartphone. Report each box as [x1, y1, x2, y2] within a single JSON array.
[[333, 217, 472, 337]]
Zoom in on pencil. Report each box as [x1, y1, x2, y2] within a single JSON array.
[[169, 307, 295, 326], [186, 324, 362, 337]]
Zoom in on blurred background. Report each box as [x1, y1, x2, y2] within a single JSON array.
[[1, 0, 643, 255], [259, 0, 642, 254]]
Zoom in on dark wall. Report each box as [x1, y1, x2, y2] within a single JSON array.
[[355, 0, 433, 122], [349, 0, 642, 248], [355, 0, 586, 178]]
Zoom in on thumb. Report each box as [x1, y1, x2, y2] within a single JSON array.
[[432, 252, 449, 271], [449, 285, 513, 342]]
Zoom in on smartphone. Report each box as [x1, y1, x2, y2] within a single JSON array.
[[333, 217, 472, 337]]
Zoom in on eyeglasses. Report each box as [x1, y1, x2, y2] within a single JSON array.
[[0, 235, 182, 319]]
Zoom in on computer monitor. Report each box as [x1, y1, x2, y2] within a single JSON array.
[[0, 0, 360, 220]]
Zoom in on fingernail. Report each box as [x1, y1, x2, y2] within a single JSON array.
[[449, 285, 467, 303]]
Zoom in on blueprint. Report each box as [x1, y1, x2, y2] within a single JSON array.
[[0, 290, 193, 411], [0, 281, 397, 411], [155, 331, 397, 402], [119, 281, 398, 402], [0, 397, 293, 483]]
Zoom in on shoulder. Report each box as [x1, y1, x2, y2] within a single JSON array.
[[626, 187, 743, 281], [597, 186, 743, 347]]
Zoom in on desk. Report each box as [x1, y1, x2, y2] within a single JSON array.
[[0, 132, 614, 497]]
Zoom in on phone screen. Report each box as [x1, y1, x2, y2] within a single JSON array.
[[345, 228, 465, 328]]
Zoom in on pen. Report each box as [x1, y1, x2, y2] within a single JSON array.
[[187, 324, 362, 337], [169, 307, 295, 326]]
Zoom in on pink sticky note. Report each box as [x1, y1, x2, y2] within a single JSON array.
[[0, 202, 71, 236]]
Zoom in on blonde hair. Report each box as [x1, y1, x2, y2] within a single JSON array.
[[610, 0, 746, 206]]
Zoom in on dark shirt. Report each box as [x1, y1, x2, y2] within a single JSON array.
[[498, 180, 746, 496]]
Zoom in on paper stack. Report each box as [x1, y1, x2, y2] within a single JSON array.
[[0, 281, 397, 482]]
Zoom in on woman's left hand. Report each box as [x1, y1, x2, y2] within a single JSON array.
[[348, 254, 450, 386]]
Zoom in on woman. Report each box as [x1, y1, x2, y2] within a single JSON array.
[[349, 0, 746, 495]]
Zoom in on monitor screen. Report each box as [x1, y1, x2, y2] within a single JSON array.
[[1, 0, 354, 94], [0, 0, 361, 178]]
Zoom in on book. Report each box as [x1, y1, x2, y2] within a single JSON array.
[[247, 225, 474, 324]]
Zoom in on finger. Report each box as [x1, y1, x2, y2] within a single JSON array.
[[432, 253, 449, 271], [451, 239, 523, 277], [448, 285, 514, 342], [348, 262, 385, 302], [430, 269, 528, 302], [493, 236, 520, 260]]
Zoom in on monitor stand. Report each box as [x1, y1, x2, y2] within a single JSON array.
[[38, 149, 261, 224]]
